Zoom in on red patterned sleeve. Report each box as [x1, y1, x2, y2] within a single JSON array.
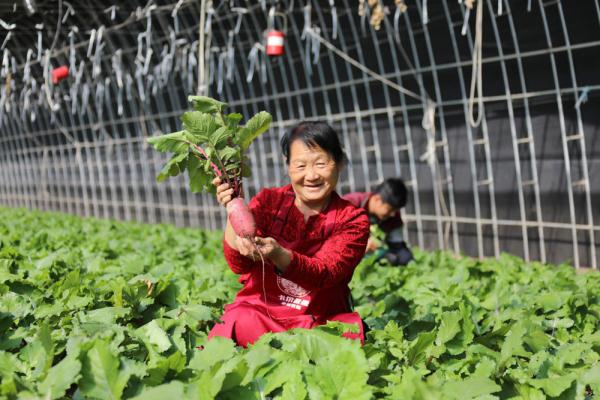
[[222, 190, 271, 275], [280, 207, 369, 289]]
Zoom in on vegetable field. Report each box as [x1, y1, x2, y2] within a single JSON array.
[[1, 207, 599, 399]]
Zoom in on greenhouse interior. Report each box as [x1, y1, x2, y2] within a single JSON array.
[[1, 0, 599, 398]]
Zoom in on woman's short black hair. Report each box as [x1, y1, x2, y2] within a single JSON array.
[[280, 121, 347, 165], [374, 178, 408, 209]]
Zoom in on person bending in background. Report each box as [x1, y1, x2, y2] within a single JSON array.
[[343, 178, 413, 266], [209, 121, 370, 347]]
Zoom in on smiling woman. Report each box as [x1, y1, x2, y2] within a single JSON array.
[[209, 121, 370, 347]]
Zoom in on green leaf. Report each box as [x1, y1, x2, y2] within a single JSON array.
[[129, 381, 187, 400], [157, 152, 188, 182], [225, 113, 243, 130], [189, 336, 236, 371], [218, 147, 240, 163], [499, 321, 529, 367], [407, 331, 436, 365], [136, 320, 172, 353], [180, 304, 212, 321], [436, 310, 462, 345], [238, 111, 272, 151], [529, 374, 576, 397], [181, 111, 218, 140], [37, 352, 81, 400], [188, 95, 227, 114], [443, 377, 501, 399], [210, 126, 231, 148], [187, 155, 212, 193], [147, 131, 195, 154], [80, 340, 131, 400]]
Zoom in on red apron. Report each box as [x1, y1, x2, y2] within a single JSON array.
[[208, 188, 364, 347]]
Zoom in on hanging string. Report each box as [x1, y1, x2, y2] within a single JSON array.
[[304, 27, 425, 102], [468, 0, 484, 127]]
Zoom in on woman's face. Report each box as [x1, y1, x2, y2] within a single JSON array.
[[287, 140, 339, 209]]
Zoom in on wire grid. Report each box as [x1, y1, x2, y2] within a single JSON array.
[[0, 0, 599, 269]]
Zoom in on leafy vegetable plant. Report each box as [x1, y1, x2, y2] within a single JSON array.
[[147, 96, 271, 198]]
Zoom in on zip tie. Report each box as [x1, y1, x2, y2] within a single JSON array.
[[169, 27, 177, 58], [23, 49, 33, 83], [232, 7, 247, 35], [104, 5, 118, 21], [422, 0, 428, 25], [70, 82, 78, 115], [329, 0, 338, 40], [497, 0, 502, 16], [145, 6, 154, 46], [394, 7, 402, 43], [117, 83, 124, 116], [246, 44, 259, 83], [301, 4, 311, 40], [92, 42, 104, 79], [461, 8, 471, 36], [142, 48, 153, 75], [217, 52, 224, 95], [113, 49, 124, 88], [68, 28, 77, 73], [172, 0, 185, 34], [125, 73, 133, 100], [305, 33, 312, 75], [87, 29, 96, 58], [1, 32, 11, 50], [62, 1, 75, 23], [81, 82, 90, 113], [136, 32, 146, 63], [574, 87, 590, 110], [1, 50, 9, 77], [205, 6, 214, 34], [149, 74, 158, 96], [188, 43, 197, 93], [0, 18, 16, 30], [226, 31, 235, 82], [96, 25, 104, 48], [37, 29, 43, 61], [311, 27, 321, 64], [421, 100, 437, 135], [361, 3, 368, 36], [260, 50, 267, 83]]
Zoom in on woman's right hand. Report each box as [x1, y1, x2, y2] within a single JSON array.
[[213, 177, 235, 208], [235, 236, 261, 261]]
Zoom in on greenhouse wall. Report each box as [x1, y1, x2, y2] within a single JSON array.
[[0, 0, 599, 268]]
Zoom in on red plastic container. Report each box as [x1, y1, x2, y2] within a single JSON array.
[[266, 30, 285, 56], [51, 66, 69, 84]]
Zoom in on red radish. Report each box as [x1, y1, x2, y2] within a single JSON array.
[[226, 197, 256, 238], [226, 196, 272, 320]]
